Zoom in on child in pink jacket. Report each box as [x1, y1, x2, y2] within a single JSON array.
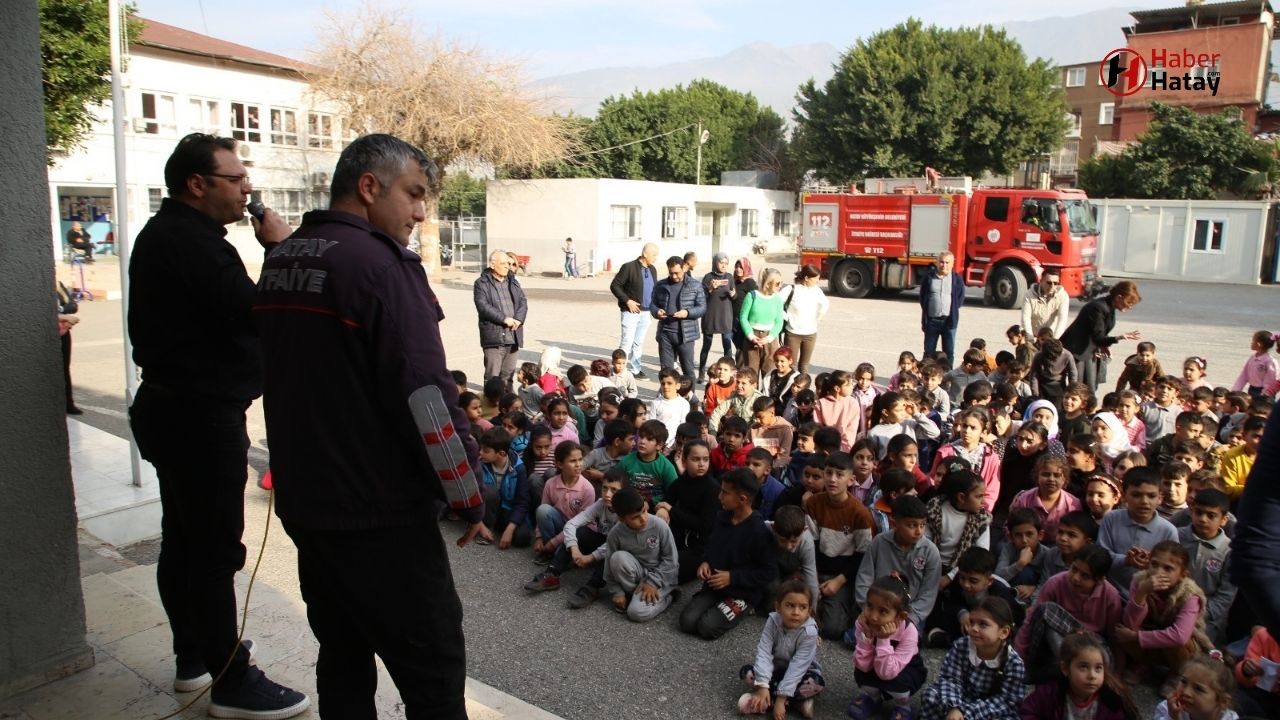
[[846, 575, 926, 720], [815, 370, 864, 452], [532, 442, 596, 562]]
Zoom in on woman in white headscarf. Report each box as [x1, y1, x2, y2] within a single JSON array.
[[1090, 411, 1132, 469]]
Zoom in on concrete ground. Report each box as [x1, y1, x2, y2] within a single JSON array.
[[54, 254, 1279, 719]]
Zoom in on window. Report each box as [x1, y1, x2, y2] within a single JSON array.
[[1065, 67, 1085, 87], [1099, 103, 1115, 125], [772, 209, 792, 236], [1192, 219, 1225, 253], [269, 189, 305, 226], [1065, 112, 1082, 137], [610, 205, 642, 240], [1221, 16, 1240, 25], [230, 102, 262, 143], [139, 92, 176, 135], [661, 206, 688, 238], [739, 209, 759, 238], [270, 108, 298, 146], [309, 190, 330, 212], [187, 98, 220, 133], [696, 209, 715, 237], [983, 197, 1010, 222], [307, 112, 334, 149], [1191, 61, 1221, 82], [147, 187, 164, 213]]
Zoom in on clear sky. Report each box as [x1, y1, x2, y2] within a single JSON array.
[[135, 0, 1172, 78]]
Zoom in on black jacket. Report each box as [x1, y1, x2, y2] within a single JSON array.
[[918, 269, 966, 329], [473, 269, 527, 349], [701, 510, 780, 609], [651, 276, 707, 343], [1059, 297, 1117, 356], [609, 257, 657, 311], [254, 210, 483, 529], [129, 198, 263, 403]]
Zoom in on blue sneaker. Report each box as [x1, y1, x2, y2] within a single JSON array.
[[847, 691, 879, 720], [841, 626, 859, 650], [208, 666, 309, 719]]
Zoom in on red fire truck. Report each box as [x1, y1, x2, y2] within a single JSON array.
[[799, 176, 1104, 308]]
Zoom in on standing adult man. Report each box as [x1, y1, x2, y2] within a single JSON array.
[[919, 251, 965, 366], [128, 133, 308, 717], [1020, 267, 1071, 338], [474, 249, 527, 386], [66, 220, 93, 262], [254, 134, 484, 719], [610, 242, 659, 378], [651, 255, 707, 378]]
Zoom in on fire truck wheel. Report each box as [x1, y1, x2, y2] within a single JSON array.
[[829, 259, 873, 299], [988, 264, 1028, 309]]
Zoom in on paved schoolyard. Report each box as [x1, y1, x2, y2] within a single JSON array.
[[65, 259, 1278, 718]]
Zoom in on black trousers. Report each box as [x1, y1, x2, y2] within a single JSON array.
[[128, 383, 252, 689], [285, 521, 468, 720], [60, 330, 75, 409], [679, 587, 750, 640], [658, 332, 697, 379]]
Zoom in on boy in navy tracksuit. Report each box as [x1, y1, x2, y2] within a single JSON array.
[[678, 468, 779, 640]]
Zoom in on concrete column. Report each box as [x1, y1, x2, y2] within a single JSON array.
[[0, 0, 94, 699]]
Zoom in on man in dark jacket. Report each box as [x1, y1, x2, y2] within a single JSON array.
[[918, 251, 966, 366], [651, 255, 707, 379], [609, 242, 659, 378], [474, 249, 527, 386], [128, 133, 308, 717], [255, 134, 485, 719]]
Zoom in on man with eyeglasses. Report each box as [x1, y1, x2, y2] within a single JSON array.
[[128, 133, 309, 716], [1020, 267, 1071, 339], [474, 248, 528, 387]]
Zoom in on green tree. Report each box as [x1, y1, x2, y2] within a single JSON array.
[[793, 19, 1068, 183], [1078, 103, 1259, 199], [39, 0, 139, 162], [438, 172, 487, 218]]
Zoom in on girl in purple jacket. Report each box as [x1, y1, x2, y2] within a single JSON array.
[[1018, 632, 1136, 720]]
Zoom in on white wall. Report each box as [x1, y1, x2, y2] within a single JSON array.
[[487, 178, 796, 274], [1094, 199, 1271, 285], [47, 49, 343, 264]]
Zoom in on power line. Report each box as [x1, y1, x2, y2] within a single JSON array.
[[563, 122, 698, 160]]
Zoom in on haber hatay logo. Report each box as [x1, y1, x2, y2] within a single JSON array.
[[1101, 48, 1148, 97]]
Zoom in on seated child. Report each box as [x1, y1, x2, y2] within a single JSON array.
[[783, 388, 817, 428], [602, 486, 681, 622], [522, 425, 556, 511], [918, 361, 950, 419], [737, 580, 824, 719], [679, 468, 778, 640], [1219, 415, 1265, 501], [943, 348, 990, 409], [655, 440, 718, 584], [609, 348, 638, 399], [924, 468, 992, 592], [1159, 461, 1192, 520], [762, 347, 798, 406], [1058, 383, 1094, 446], [1112, 450, 1147, 482], [1098, 467, 1179, 594], [1014, 545, 1123, 682], [1157, 654, 1238, 720], [666, 422, 701, 474], [1018, 631, 1137, 720], [919, 597, 1027, 720], [854, 496, 941, 629], [1065, 432, 1102, 499], [450, 369, 467, 398], [710, 367, 764, 433], [1178, 488, 1236, 646], [532, 441, 595, 563], [750, 396, 793, 471], [460, 391, 493, 435], [614, 419, 678, 506], [817, 370, 864, 452], [848, 438, 880, 506], [1113, 541, 1215, 689], [502, 411, 530, 457], [927, 546, 1022, 648], [1115, 390, 1149, 452], [1037, 509, 1099, 583], [868, 468, 917, 537], [1010, 455, 1081, 544], [1084, 473, 1122, 523], [765, 506, 820, 611], [931, 408, 1001, 513], [524, 468, 622, 599], [702, 356, 737, 417], [803, 451, 875, 640], [517, 362, 545, 415], [591, 391, 622, 448], [582, 419, 635, 484], [866, 390, 941, 461], [775, 453, 823, 512], [995, 508, 1048, 602], [744, 446, 786, 520], [478, 428, 532, 548], [1170, 471, 1238, 538], [847, 576, 928, 720], [1235, 626, 1280, 718], [649, 368, 690, 447], [711, 416, 754, 475], [1091, 412, 1133, 473], [1147, 411, 1206, 469], [879, 434, 932, 496]]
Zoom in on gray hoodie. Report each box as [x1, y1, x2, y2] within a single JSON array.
[[604, 513, 679, 594], [853, 531, 941, 626]]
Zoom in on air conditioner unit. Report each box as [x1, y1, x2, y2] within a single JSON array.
[[131, 117, 150, 133], [237, 143, 253, 160], [311, 171, 329, 188]]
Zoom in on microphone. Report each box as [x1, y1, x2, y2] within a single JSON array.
[[247, 200, 266, 221]]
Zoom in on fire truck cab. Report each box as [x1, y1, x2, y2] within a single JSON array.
[[799, 176, 1103, 308]]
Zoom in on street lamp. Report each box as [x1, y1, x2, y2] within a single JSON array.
[[695, 122, 710, 185]]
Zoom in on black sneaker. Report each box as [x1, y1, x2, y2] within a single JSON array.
[[532, 551, 555, 566], [567, 584, 598, 609], [634, 371, 647, 379], [174, 640, 257, 693], [926, 627, 950, 649], [208, 667, 310, 719]]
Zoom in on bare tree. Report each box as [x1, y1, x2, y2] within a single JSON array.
[[307, 4, 580, 273]]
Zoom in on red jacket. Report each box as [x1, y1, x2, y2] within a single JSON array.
[[711, 442, 754, 475]]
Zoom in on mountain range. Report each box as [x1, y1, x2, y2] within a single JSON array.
[[528, 7, 1147, 118]]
